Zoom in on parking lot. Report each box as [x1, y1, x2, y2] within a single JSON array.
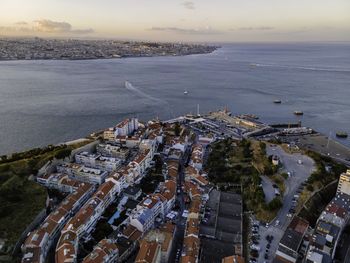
[[251, 145, 315, 263]]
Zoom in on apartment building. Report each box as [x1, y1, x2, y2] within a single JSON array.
[[189, 144, 204, 171], [305, 174, 350, 261], [96, 142, 130, 159], [82, 239, 119, 263], [36, 173, 82, 193], [22, 184, 93, 263], [55, 180, 121, 262], [135, 239, 161, 263], [103, 118, 139, 141], [75, 151, 122, 172], [57, 163, 108, 184], [138, 224, 175, 263], [337, 170, 350, 195]]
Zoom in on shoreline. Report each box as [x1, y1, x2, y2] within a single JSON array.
[[0, 49, 219, 62], [1, 112, 350, 167]]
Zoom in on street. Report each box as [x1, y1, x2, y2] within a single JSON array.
[[168, 146, 191, 263]]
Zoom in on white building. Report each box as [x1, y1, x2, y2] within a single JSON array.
[[96, 143, 130, 159], [75, 152, 122, 172], [337, 170, 350, 195], [57, 163, 108, 185]]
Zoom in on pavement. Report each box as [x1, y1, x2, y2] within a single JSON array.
[[254, 145, 315, 263], [295, 134, 350, 166], [261, 176, 275, 203]]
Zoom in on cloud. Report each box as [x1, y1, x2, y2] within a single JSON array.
[[0, 19, 94, 35], [233, 26, 275, 31], [34, 19, 94, 34], [150, 26, 222, 35], [33, 19, 72, 33], [182, 1, 195, 10]]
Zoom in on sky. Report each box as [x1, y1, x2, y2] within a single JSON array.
[[0, 0, 350, 42]]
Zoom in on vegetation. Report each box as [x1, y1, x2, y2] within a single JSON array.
[[293, 150, 347, 226], [305, 150, 347, 190], [251, 141, 277, 175], [206, 138, 280, 222], [0, 141, 92, 258], [140, 155, 164, 194], [174, 122, 181, 136], [298, 180, 338, 227]]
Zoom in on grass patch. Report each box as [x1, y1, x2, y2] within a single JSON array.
[[251, 141, 277, 175]]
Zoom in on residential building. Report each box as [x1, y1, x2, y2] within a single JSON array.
[[57, 163, 108, 184], [337, 170, 350, 195], [96, 142, 130, 159], [123, 185, 142, 200], [55, 179, 120, 262], [141, 226, 174, 263], [189, 144, 204, 171], [275, 216, 309, 263], [22, 183, 93, 263], [306, 193, 350, 259], [135, 239, 161, 263], [75, 152, 122, 172], [36, 173, 81, 193], [103, 118, 139, 140], [129, 197, 164, 233], [82, 239, 119, 263]]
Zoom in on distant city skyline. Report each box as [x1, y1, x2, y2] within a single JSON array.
[[1, 0, 350, 42]]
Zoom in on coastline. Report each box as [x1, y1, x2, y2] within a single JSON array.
[[0, 49, 219, 62], [0, 37, 219, 61], [2, 112, 350, 167]]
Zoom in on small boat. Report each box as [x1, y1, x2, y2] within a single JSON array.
[[336, 132, 348, 138], [184, 91, 188, 95], [274, 100, 282, 104], [249, 63, 257, 68], [294, 111, 304, 116]]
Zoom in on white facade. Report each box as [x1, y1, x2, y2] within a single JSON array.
[[337, 170, 350, 195]]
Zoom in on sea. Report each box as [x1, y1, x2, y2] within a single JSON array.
[[0, 42, 350, 155]]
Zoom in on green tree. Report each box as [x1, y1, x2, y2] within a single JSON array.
[[174, 122, 181, 136]]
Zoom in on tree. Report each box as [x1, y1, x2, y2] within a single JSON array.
[[54, 148, 72, 159], [174, 122, 181, 136]]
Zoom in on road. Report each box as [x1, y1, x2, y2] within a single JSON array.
[[255, 145, 315, 263], [168, 146, 191, 263]]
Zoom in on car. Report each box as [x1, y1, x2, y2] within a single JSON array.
[[297, 160, 303, 165], [250, 249, 259, 258], [264, 253, 269, 260], [250, 244, 261, 251], [266, 243, 271, 249], [275, 220, 280, 226]]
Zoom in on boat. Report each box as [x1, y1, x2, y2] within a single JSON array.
[[274, 100, 282, 104], [184, 91, 188, 95], [336, 132, 348, 138], [294, 111, 304, 116]]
